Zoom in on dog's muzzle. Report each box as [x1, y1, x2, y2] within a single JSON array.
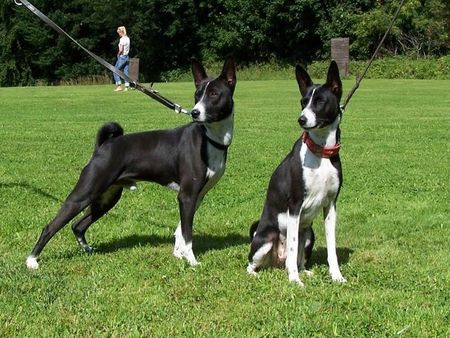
[[298, 108, 317, 129], [298, 115, 308, 127]]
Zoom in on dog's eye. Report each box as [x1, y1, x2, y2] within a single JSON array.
[[209, 91, 218, 97], [315, 98, 325, 105]]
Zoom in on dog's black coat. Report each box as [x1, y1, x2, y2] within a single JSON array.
[[26, 57, 236, 269], [247, 61, 346, 284]]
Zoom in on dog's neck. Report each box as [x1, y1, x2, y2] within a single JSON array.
[[204, 110, 234, 147], [306, 114, 340, 148]]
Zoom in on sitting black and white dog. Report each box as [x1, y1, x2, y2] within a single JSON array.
[[26, 57, 236, 269], [247, 61, 346, 286]]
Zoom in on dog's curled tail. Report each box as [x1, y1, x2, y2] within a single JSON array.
[[95, 122, 124, 149]]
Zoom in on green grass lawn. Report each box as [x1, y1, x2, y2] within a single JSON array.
[[0, 78, 449, 337]]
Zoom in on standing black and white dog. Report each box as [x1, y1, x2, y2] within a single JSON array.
[[247, 61, 346, 286], [26, 57, 236, 270]]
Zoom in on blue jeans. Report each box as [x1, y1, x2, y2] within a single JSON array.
[[113, 55, 129, 86]]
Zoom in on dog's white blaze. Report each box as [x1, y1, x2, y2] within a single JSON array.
[[300, 88, 317, 128], [26, 256, 39, 270], [192, 82, 211, 122]]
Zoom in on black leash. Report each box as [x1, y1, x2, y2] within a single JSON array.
[[341, 0, 406, 111], [15, 0, 190, 115]]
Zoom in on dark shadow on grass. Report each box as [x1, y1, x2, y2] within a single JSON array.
[[308, 246, 353, 267], [93, 232, 248, 255], [95, 234, 173, 254], [0, 181, 60, 202]]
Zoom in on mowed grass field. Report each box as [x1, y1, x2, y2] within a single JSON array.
[[0, 78, 449, 337]]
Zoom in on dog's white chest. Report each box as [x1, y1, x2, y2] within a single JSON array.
[[300, 146, 339, 223]]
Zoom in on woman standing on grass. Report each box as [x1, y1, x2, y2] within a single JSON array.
[[113, 26, 130, 92]]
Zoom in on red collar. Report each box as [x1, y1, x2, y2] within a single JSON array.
[[301, 132, 340, 158]]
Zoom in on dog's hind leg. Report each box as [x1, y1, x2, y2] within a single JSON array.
[[72, 186, 123, 253], [304, 226, 315, 266], [26, 162, 120, 270], [26, 198, 91, 269], [247, 226, 277, 275], [299, 225, 315, 277]]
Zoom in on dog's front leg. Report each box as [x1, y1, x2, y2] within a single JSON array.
[[173, 221, 184, 259], [324, 203, 346, 282], [175, 190, 200, 266], [286, 210, 303, 286], [173, 195, 204, 263]]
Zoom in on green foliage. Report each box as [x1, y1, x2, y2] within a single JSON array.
[[312, 56, 450, 80], [352, 0, 450, 59], [0, 0, 448, 85], [161, 57, 450, 82], [347, 56, 450, 79], [0, 79, 449, 336]]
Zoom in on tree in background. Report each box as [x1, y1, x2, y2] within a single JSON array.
[[352, 0, 449, 58], [0, 0, 448, 86]]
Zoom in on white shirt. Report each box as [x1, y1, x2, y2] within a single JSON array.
[[119, 36, 130, 56]]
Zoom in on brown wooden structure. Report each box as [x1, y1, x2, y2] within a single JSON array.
[[331, 38, 349, 77]]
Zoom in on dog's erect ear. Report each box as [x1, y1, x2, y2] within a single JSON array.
[[192, 58, 208, 88], [295, 65, 313, 97], [219, 56, 236, 92], [325, 60, 342, 101]]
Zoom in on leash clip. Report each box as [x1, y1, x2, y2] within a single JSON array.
[[14, 0, 23, 5], [173, 103, 191, 116], [173, 103, 182, 114]]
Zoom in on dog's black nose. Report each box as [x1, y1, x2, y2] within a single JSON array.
[[298, 115, 307, 127], [191, 109, 200, 119]]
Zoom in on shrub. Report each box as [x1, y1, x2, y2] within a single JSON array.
[[161, 56, 450, 82]]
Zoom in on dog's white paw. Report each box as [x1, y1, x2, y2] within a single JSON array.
[[302, 269, 314, 277], [247, 264, 258, 276], [173, 247, 200, 266], [26, 256, 39, 270], [331, 273, 347, 283], [173, 247, 183, 259], [288, 273, 304, 287], [186, 255, 200, 267], [289, 277, 305, 287]]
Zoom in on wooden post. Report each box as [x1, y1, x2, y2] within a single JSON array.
[[331, 38, 349, 77], [129, 58, 140, 82]]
